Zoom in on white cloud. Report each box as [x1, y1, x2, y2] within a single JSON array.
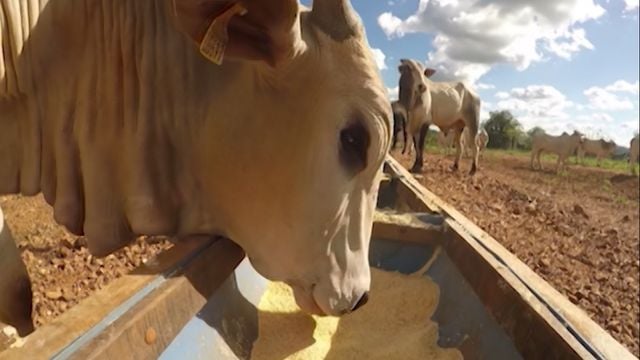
[[495, 91, 510, 99], [605, 80, 639, 94], [584, 81, 636, 111], [377, 0, 605, 84], [625, 0, 639, 11], [371, 48, 388, 71], [387, 86, 399, 100], [476, 83, 495, 90], [576, 112, 614, 123], [495, 85, 574, 129]]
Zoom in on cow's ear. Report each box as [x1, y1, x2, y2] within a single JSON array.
[[310, 0, 360, 41], [172, 0, 303, 67], [424, 68, 436, 78]]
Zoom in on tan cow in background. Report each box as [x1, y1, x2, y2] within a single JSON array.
[[0, 0, 391, 330], [577, 138, 617, 166], [531, 131, 584, 173]]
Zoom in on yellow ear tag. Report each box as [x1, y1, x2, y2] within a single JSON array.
[[199, 3, 248, 65]]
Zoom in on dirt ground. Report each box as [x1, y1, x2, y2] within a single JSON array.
[[393, 149, 640, 356], [0, 194, 172, 330]]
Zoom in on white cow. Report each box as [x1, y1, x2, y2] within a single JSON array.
[[577, 138, 617, 166], [531, 131, 584, 173], [0, 0, 392, 329], [476, 128, 489, 157], [438, 127, 487, 158], [630, 135, 639, 175], [397, 59, 481, 174]]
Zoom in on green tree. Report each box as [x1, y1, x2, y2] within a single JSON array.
[[484, 110, 523, 149]]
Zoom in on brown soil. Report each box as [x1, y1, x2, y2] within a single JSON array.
[[393, 150, 640, 356], [0, 194, 172, 328]]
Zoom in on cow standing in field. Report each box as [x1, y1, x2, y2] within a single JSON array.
[[397, 59, 481, 174], [630, 135, 639, 175], [438, 127, 487, 159], [476, 128, 489, 158], [0, 0, 391, 332], [530, 131, 584, 174], [577, 138, 617, 166]]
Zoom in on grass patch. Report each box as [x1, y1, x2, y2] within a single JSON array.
[[483, 148, 631, 172]]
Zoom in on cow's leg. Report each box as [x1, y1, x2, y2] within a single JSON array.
[[411, 124, 429, 173], [451, 128, 464, 171], [410, 134, 421, 172], [556, 155, 563, 174], [0, 209, 34, 336], [530, 150, 536, 169], [537, 151, 544, 171], [391, 130, 398, 150], [401, 120, 408, 154], [402, 131, 412, 155], [466, 129, 479, 175]]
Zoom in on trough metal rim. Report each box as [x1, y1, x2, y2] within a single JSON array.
[[50, 239, 215, 359]]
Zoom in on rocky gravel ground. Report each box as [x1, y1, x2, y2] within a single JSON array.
[[394, 150, 639, 356]]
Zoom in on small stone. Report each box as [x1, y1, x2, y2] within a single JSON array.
[[145, 327, 157, 345], [538, 258, 551, 268], [573, 204, 588, 218], [45, 289, 63, 300]]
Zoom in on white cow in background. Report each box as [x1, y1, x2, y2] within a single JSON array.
[[531, 131, 584, 174], [577, 138, 617, 166], [0, 0, 391, 332], [475, 128, 489, 157], [397, 59, 481, 174], [439, 128, 488, 159]]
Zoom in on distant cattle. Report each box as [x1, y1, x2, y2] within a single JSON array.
[[577, 138, 617, 166], [531, 131, 584, 173], [439, 128, 488, 159], [630, 135, 639, 175], [397, 59, 481, 174]]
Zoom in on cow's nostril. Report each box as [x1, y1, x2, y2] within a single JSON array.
[[351, 291, 369, 312]]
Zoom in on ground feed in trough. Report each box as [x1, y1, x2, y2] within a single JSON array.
[[251, 267, 462, 360]]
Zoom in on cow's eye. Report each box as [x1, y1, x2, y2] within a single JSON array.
[[339, 121, 370, 176]]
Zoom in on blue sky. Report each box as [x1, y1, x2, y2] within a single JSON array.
[[307, 0, 640, 145]]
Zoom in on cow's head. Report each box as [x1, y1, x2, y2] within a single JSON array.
[[397, 59, 430, 115], [174, 0, 391, 316]]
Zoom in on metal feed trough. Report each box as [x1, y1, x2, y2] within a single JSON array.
[[0, 156, 635, 360]]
